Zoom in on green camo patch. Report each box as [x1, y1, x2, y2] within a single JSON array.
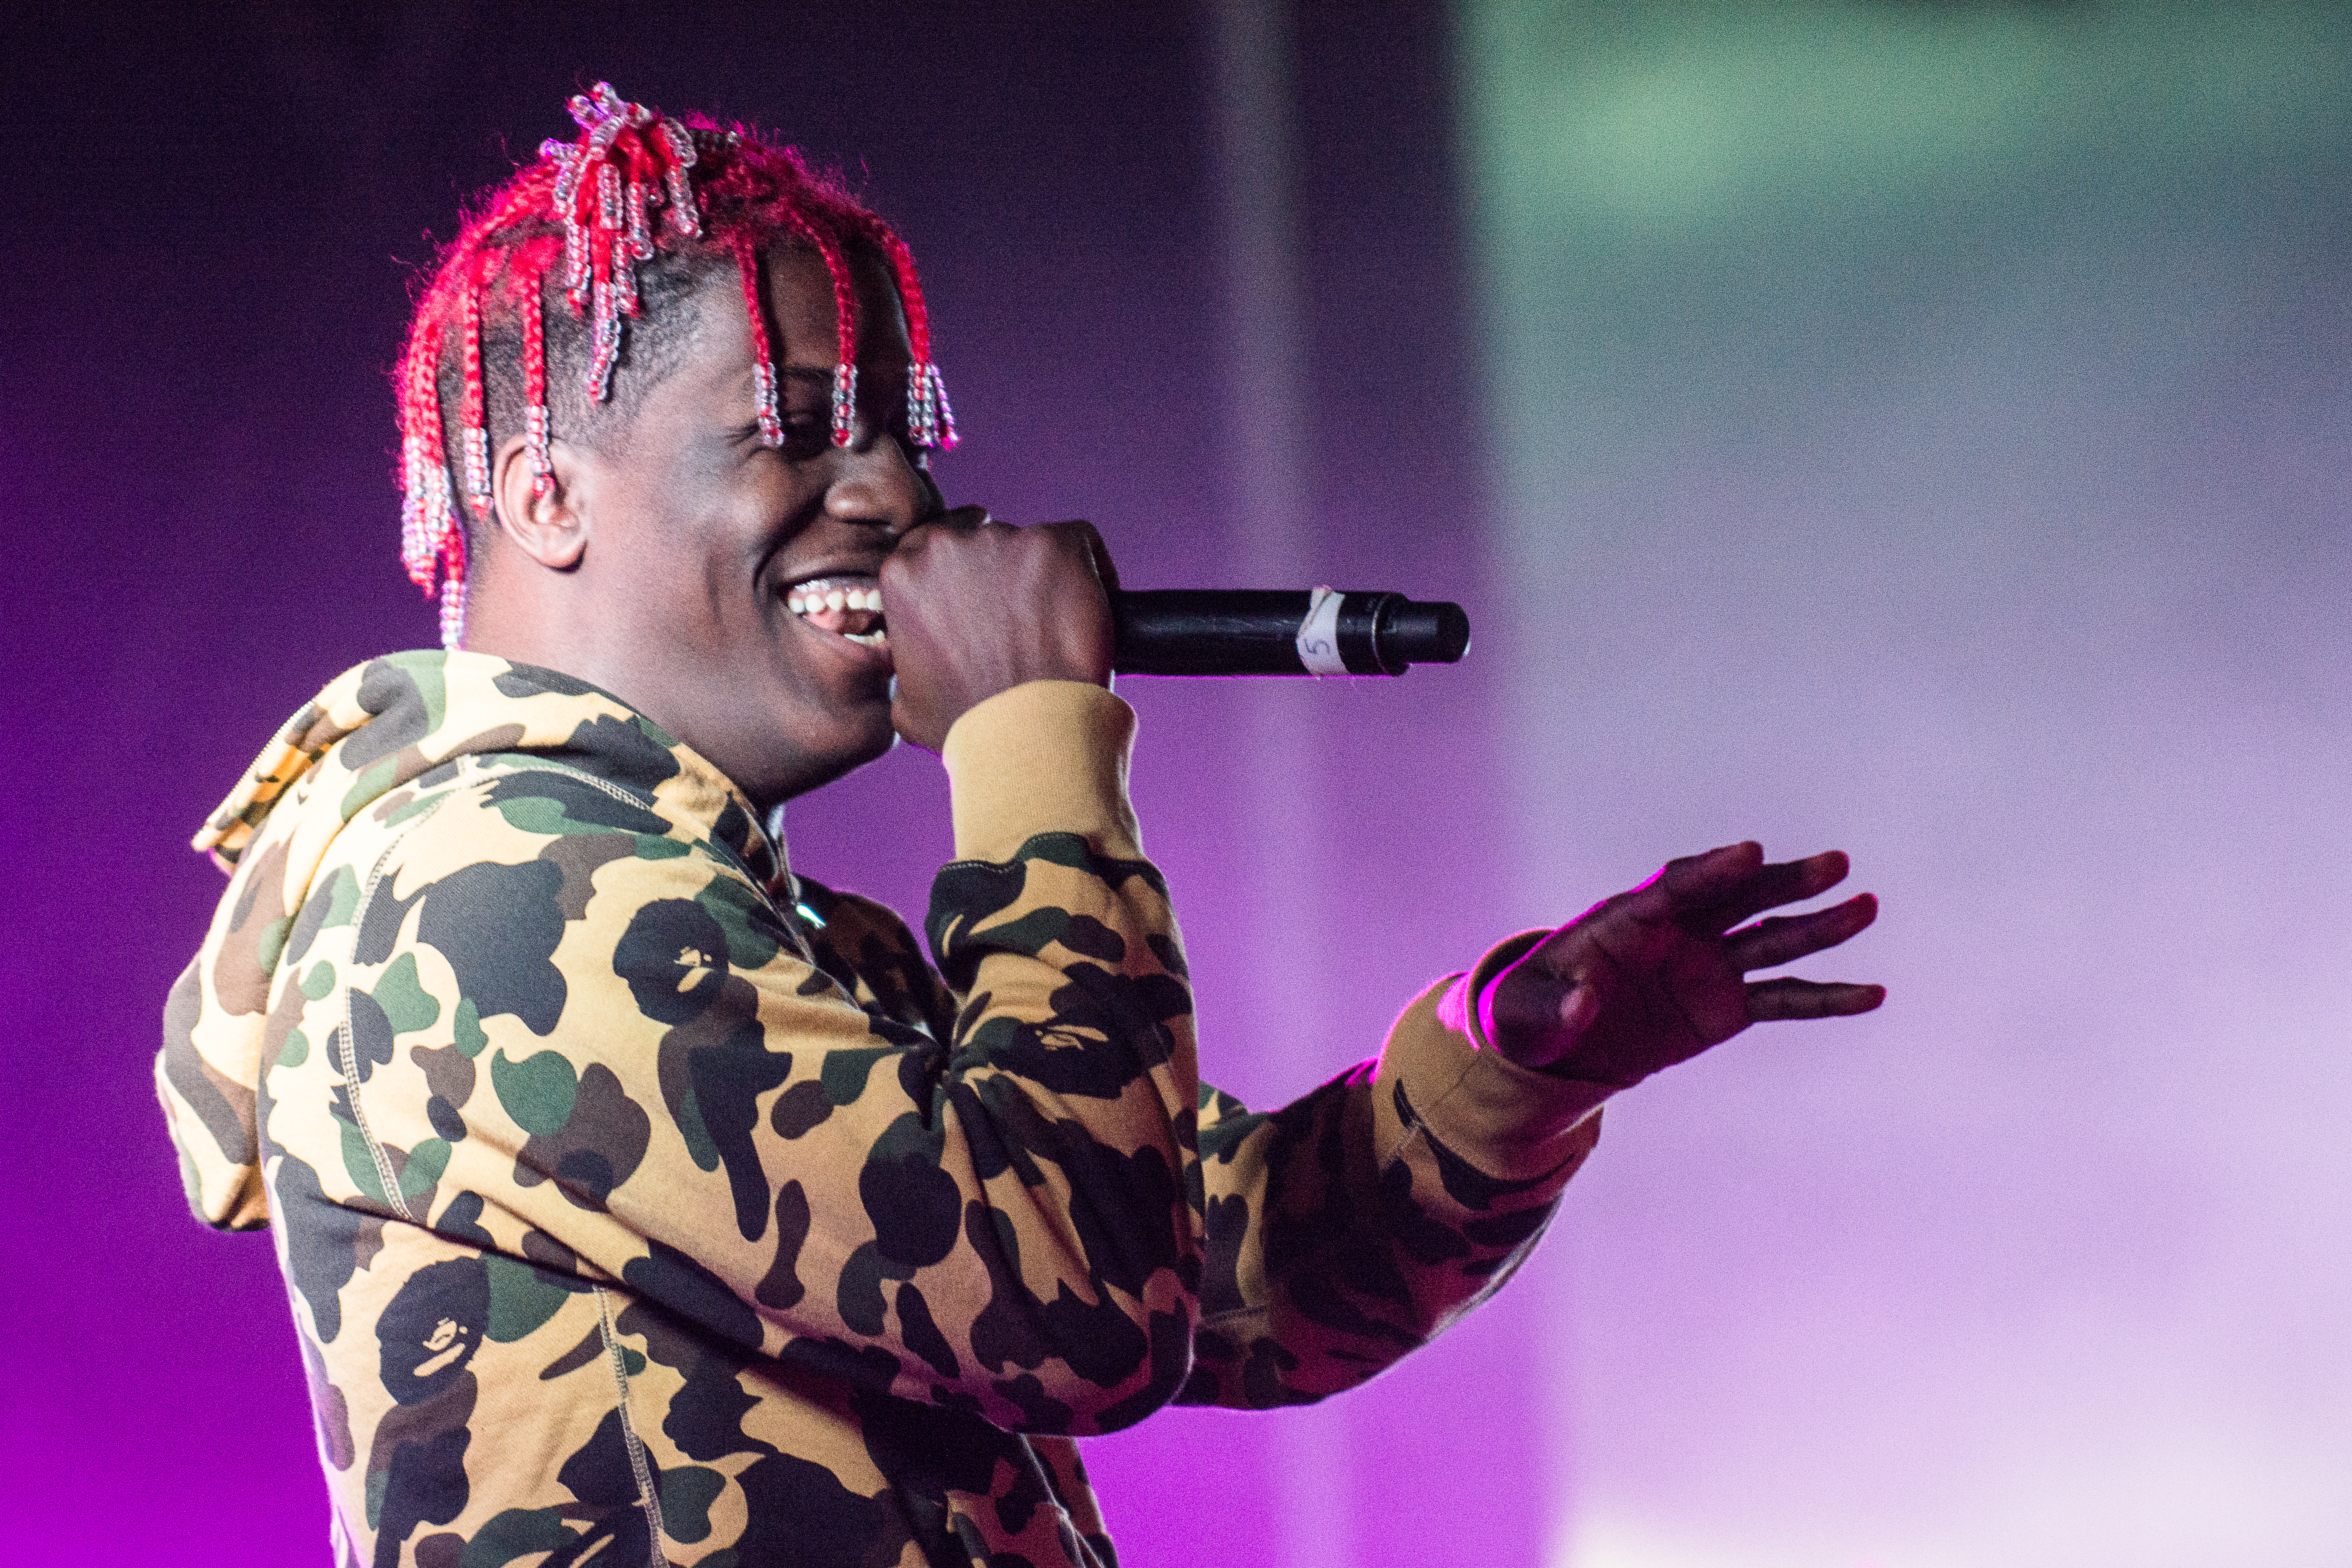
[[491, 1048, 577, 1137], [373, 952, 440, 1035], [453, 996, 487, 1058], [659, 1465, 727, 1542], [484, 1254, 571, 1343], [339, 1120, 387, 1207], [460, 1507, 576, 1568], [398, 1137, 450, 1197]]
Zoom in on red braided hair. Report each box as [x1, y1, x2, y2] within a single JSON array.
[[394, 83, 956, 650]]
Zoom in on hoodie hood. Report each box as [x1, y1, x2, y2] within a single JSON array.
[[161, 650, 783, 1230]]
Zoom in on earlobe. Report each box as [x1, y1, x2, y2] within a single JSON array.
[[490, 431, 589, 570]]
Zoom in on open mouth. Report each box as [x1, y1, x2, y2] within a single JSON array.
[[785, 575, 888, 649]]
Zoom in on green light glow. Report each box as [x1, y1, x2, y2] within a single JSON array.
[[1470, 1, 2352, 244]]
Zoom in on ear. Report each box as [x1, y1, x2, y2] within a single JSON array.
[[490, 430, 590, 570]]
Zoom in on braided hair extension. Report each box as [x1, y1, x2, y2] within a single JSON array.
[[393, 84, 957, 649]]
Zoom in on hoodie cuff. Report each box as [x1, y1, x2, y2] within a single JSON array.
[[941, 681, 1142, 863], [1374, 931, 1613, 1183]]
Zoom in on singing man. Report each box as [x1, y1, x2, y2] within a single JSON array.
[[159, 86, 1883, 1568]]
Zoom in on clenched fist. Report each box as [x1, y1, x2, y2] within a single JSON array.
[[880, 509, 1118, 752]]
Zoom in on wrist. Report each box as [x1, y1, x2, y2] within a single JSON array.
[[1437, 930, 1547, 1061], [941, 681, 1141, 861], [1465, 934, 1642, 1088]]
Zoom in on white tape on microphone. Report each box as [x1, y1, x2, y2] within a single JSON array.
[[1294, 585, 1349, 677]]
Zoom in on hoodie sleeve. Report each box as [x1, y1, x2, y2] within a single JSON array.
[[276, 681, 1203, 1436], [934, 686, 1612, 1406], [1175, 944, 1609, 1409], [799, 735, 1611, 1416]]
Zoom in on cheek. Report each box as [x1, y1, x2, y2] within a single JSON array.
[[649, 499, 793, 623]]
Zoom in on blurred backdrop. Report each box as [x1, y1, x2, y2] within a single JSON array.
[[1, 3, 2347, 1564]]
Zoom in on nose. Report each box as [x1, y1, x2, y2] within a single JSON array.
[[823, 423, 931, 538]]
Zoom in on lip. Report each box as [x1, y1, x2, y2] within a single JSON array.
[[774, 560, 893, 670], [779, 601, 894, 672], [779, 562, 887, 593]]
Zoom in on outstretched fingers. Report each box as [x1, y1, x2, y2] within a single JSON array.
[[1644, 844, 1854, 935], [1723, 891, 1877, 972], [1746, 977, 1886, 1021], [1701, 848, 1852, 933], [1627, 841, 1761, 931], [1651, 841, 1764, 903]]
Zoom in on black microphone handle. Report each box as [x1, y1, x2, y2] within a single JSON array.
[[1109, 590, 1472, 677]]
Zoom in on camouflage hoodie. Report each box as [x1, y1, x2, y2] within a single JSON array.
[[159, 651, 1606, 1568]]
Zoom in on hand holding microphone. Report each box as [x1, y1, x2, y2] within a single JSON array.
[[880, 510, 1118, 752], [879, 510, 1471, 750]]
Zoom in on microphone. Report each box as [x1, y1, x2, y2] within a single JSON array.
[[1110, 588, 1471, 677]]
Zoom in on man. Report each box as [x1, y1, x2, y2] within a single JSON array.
[[159, 87, 1881, 1568]]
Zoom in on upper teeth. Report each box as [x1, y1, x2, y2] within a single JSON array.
[[787, 581, 882, 616]]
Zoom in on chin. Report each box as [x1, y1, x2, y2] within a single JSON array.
[[769, 710, 899, 805]]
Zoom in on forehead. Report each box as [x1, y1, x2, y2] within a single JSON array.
[[757, 243, 913, 371]]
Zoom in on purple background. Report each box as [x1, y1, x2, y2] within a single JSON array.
[[1, 5, 1522, 1563], [5, 3, 2348, 1565]]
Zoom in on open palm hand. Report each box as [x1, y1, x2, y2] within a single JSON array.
[[1481, 842, 1884, 1086]]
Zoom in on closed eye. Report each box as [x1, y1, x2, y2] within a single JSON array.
[[730, 414, 833, 460]]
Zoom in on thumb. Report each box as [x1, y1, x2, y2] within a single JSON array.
[[1481, 946, 1600, 1071]]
